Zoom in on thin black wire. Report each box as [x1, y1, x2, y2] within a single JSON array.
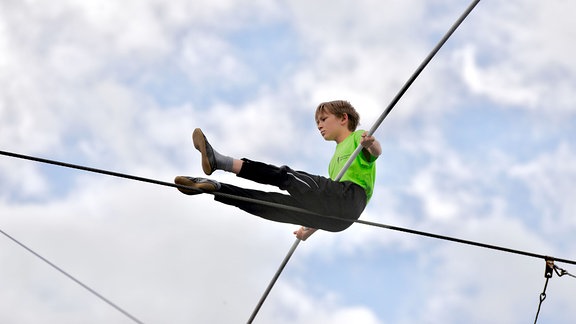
[[2, 148, 576, 267], [533, 276, 550, 324], [532, 261, 576, 324], [533, 259, 555, 324], [555, 265, 576, 279], [352, 217, 576, 266], [0, 149, 330, 215], [0, 228, 145, 324], [246, 238, 300, 324]]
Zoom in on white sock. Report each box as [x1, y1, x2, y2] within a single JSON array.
[[213, 150, 234, 172]]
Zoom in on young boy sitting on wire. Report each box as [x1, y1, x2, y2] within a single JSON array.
[[175, 100, 381, 241]]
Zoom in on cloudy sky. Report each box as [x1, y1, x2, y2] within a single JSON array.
[[1, 0, 575, 323]]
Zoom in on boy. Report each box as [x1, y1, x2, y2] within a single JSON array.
[[174, 100, 381, 241]]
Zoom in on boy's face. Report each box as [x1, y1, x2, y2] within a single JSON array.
[[316, 111, 348, 142]]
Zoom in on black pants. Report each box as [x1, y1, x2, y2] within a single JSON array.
[[214, 159, 367, 232]]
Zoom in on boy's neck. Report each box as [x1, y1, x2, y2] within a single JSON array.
[[335, 130, 353, 144]]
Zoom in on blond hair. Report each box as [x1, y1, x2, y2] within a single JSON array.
[[315, 100, 360, 131]]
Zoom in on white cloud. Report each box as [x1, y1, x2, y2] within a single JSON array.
[[458, 45, 541, 107], [509, 142, 576, 237], [458, 0, 576, 113], [260, 281, 383, 324]]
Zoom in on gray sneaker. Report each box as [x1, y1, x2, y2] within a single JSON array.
[[192, 128, 217, 175], [174, 176, 221, 195]]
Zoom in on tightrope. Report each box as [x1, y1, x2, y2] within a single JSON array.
[[2, 148, 575, 268]]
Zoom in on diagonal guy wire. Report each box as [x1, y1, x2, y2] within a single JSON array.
[[247, 0, 483, 322], [0, 228, 145, 324]]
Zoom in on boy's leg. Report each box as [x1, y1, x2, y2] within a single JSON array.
[[174, 174, 365, 232], [237, 159, 367, 231], [192, 128, 234, 174], [215, 182, 342, 230], [237, 159, 320, 192], [189, 129, 365, 231]]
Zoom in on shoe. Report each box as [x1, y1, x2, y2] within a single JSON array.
[[174, 176, 221, 195], [192, 128, 217, 175]]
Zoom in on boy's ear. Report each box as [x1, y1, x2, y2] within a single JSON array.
[[340, 113, 349, 124]]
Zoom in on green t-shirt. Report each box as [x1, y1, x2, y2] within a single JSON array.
[[328, 130, 378, 201]]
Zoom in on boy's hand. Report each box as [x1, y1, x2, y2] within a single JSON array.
[[360, 131, 376, 148], [360, 131, 382, 158], [294, 227, 317, 241]]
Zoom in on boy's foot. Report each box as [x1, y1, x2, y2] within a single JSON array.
[[192, 128, 217, 175], [174, 176, 221, 195]]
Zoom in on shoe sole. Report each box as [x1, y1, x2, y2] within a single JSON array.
[[192, 128, 215, 175], [174, 176, 202, 195]]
